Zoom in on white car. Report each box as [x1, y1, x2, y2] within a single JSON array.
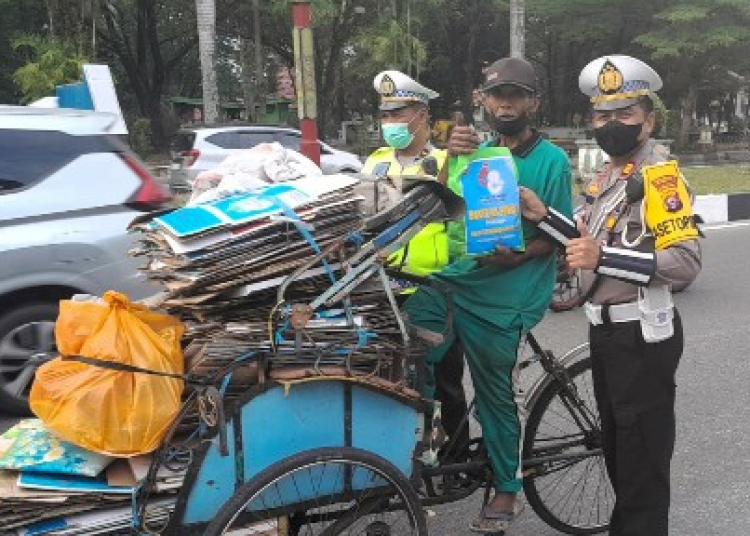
[[0, 106, 170, 415], [168, 125, 363, 192]]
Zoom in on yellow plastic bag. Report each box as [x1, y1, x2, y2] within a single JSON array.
[[30, 291, 185, 457]]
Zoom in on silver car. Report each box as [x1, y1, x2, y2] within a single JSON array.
[[0, 106, 171, 415], [168, 125, 363, 192]]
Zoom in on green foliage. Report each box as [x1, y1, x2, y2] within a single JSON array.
[[12, 34, 85, 103], [5, 0, 750, 147], [128, 117, 153, 159], [654, 5, 708, 23], [0, 0, 47, 103], [354, 20, 427, 76], [636, 1, 750, 58]]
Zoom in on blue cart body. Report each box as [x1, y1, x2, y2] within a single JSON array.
[[167, 378, 424, 534]]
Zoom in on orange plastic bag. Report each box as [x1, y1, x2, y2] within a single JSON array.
[[30, 291, 185, 457]]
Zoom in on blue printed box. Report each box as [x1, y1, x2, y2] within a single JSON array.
[[460, 154, 524, 255]]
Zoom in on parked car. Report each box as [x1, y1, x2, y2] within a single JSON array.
[[168, 125, 363, 192], [0, 106, 171, 415]]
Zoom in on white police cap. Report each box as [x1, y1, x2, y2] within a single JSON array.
[[579, 55, 662, 111], [374, 70, 439, 111]]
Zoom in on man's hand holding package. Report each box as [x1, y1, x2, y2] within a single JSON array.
[[479, 245, 526, 268], [447, 125, 480, 156], [447, 112, 480, 157]]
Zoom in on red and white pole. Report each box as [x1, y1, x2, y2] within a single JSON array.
[[291, 0, 321, 166]]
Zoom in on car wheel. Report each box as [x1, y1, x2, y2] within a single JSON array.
[[0, 302, 58, 416]]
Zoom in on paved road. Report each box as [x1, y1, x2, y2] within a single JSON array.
[[2, 221, 750, 535]]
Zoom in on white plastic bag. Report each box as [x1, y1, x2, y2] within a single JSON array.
[[188, 142, 322, 205]]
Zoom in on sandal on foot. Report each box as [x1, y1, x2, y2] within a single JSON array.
[[469, 502, 524, 534]]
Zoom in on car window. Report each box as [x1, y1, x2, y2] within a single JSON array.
[[275, 132, 301, 151], [0, 130, 116, 194], [320, 143, 333, 155], [206, 131, 273, 149]]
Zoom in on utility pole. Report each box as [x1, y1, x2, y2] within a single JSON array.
[[253, 0, 265, 122], [291, 0, 321, 166], [510, 0, 525, 59], [406, 0, 412, 75]]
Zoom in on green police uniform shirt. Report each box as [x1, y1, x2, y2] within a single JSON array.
[[439, 132, 573, 330]]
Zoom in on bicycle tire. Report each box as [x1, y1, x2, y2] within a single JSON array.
[[522, 357, 612, 535], [204, 446, 427, 536]]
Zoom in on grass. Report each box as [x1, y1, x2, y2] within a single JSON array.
[[682, 165, 750, 195]]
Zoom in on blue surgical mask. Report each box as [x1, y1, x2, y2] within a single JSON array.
[[381, 122, 414, 149]]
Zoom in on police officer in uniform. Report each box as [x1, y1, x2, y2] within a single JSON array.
[[362, 71, 470, 460], [520, 55, 702, 535]]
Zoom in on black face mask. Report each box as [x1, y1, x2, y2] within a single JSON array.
[[487, 113, 528, 136], [594, 120, 643, 157]]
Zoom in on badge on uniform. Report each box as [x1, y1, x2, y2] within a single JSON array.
[[621, 162, 635, 178], [642, 161, 699, 249]]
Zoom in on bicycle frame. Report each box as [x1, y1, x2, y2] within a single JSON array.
[[416, 337, 599, 507]]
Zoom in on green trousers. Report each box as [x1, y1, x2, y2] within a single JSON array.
[[404, 286, 525, 493]]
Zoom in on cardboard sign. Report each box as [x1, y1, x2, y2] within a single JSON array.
[[459, 149, 524, 255], [643, 161, 698, 249]]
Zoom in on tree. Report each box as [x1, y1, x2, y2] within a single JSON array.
[[12, 34, 85, 103], [238, 1, 375, 136], [196, 0, 219, 123], [635, 0, 750, 146], [97, 0, 198, 151], [0, 0, 47, 103], [526, 0, 661, 125]]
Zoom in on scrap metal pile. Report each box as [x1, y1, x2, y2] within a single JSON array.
[[130, 173, 458, 407]]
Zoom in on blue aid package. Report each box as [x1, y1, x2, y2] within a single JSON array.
[[459, 148, 525, 255]]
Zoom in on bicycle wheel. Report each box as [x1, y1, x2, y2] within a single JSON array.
[[522, 357, 613, 535], [204, 446, 427, 536]]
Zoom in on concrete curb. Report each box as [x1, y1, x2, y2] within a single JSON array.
[[695, 193, 750, 224]]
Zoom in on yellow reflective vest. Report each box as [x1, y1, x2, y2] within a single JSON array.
[[362, 146, 449, 277]]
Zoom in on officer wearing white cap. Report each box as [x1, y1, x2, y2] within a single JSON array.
[[519, 55, 702, 535], [363, 70, 441, 172], [362, 70, 470, 465]]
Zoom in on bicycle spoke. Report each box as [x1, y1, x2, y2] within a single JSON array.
[[523, 355, 612, 533], [213, 452, 422, 535]]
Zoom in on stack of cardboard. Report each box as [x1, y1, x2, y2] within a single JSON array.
[[0, 420, 180, 535], [131, 175, 364, 314], [130, 174, 427, 401]]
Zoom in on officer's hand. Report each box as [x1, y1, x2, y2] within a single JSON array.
[[447, 112, 479, 156], [566, 218, 600, 270], [479, 246, 525, 268], [519, 187, 548, 223]]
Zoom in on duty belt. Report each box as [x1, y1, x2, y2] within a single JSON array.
[[584, 301, 639, 326]]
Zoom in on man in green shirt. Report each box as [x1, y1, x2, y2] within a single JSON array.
[[405, 57, 572, 533]]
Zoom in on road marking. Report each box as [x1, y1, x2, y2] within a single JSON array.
[[704, 221, 750, 231]]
